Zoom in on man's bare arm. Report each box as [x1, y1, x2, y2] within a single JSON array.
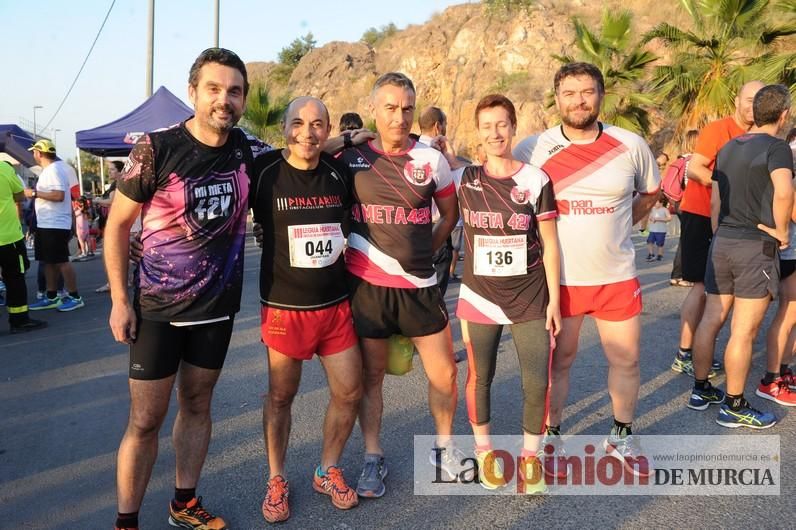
[[105, 193, 143, 343], [24, 188, 64, 201], [759, 168, 795, 247], [432, 193, 458, 252], [710, 182, 721, 233], [323, 129, 377, 155], [686, 153, 714, 186], [632, 191, 658, 225]]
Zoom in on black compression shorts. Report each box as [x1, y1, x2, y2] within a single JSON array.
[[129, 317, 234, 380]]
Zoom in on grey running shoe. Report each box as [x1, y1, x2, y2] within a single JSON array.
[[356, 453, 388, 498], [540, 432, 569, 479], [604, 434, 653, 477], [429, 441, 470, 481]]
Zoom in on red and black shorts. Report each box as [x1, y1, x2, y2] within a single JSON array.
[[260, 300, 358, 360]]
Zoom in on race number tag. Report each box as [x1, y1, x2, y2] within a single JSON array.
[[288, 223, 345, 268], [473, 235, 527, 277]]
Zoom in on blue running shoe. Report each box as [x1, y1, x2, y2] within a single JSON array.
[[711, 358, 723, 372], [716, 402, 776, 429], [356, 454, 388, 498], [687, 383, 725, 410], [57, 295, 85, 312], [29, 296, 60, 311]]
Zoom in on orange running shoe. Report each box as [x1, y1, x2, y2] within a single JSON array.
[[167, 496, 226, 529], [312, 466, 358, 510], [261, 476, 290, 524]]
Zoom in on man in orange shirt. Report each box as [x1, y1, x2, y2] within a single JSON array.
[[672, 81, 764, 376]]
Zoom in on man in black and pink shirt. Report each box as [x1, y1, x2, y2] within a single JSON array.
[[338, 72, 464, 497], [105, 48, 262, 530]]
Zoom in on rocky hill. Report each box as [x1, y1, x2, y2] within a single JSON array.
[[247, 1, 688, 157]]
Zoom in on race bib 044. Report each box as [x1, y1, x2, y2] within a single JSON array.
[[288, 223, 345, 268], [473, 234, 527, 277]]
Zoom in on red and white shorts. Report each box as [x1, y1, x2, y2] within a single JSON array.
[[260, 300, 358, 360], [560, 278, 642, 321]]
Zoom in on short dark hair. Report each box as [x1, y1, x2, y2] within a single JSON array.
[[188, 48, 249, 97], [418, 107, 446, 133], [786, 127, 796, 145], [554, 62, 605, 94], [475, 94, 517, 127], [753, 84, 791, 127], [371, 72, 415, 97], [339, 112, 363, 131], [110, 160, 124, 172]]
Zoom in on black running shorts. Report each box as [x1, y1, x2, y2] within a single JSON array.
[[347, 274, 449, 339], [34, 228, 71, 264], [680, 212, 713, 283], [129, 317, 235, 380], [781, 259, 796, 281]]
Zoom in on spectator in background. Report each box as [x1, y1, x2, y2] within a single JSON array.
[[94, 160, 123, 241], [670, 129, 699, 287], [0, 161, 46, 333], [95, 160, 140, 293], [24, 140, 85, 312], [339, 112, 364, 132], [673, 81, 763, 377], [646, 198, 672, 262], [73, 196, 93, 259], [418, 106, 464, 294]]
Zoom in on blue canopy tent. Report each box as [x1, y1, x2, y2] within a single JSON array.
[[0, 124, 37, 167], [74, 86, 192, 193], [75, 86, 193, 157]]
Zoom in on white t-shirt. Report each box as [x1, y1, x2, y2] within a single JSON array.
[[648, 206, 670, 233], [35, 160, 74, 230], [515, 123, 661, 286]]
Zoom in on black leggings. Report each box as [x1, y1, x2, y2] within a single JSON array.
[[464, 319, 551, 434]]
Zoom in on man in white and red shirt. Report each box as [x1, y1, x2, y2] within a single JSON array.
[[338, 72, 464, 497], [514, 62, 660, 477]]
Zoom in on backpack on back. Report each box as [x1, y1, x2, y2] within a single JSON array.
[[661, 155, 689, 203]]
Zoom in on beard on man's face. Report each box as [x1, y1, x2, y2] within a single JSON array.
[[204, 103, 240, 133], [560, 103, 600, 130]]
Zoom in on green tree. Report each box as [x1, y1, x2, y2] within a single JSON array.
[[272, 32, 317, 84], [240, 82, 289, 146], [278, 32, 316, 67], [361, 23, 398, 47], [643, 0, 796, 132], [552, 10, 658, 135], [483, 0, 535, 16]]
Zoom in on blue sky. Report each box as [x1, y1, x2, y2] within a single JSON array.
[[3, 0, 463, 161]]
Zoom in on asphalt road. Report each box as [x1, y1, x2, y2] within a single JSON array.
[[1, 232, 793, 529]]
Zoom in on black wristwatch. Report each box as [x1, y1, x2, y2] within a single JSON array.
[[31, 190, 37, 198], [343, 133, 353, 149]]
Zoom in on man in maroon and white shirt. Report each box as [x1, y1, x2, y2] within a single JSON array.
[[338, 72, 464, 497], [514, 62, 660, 477]]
